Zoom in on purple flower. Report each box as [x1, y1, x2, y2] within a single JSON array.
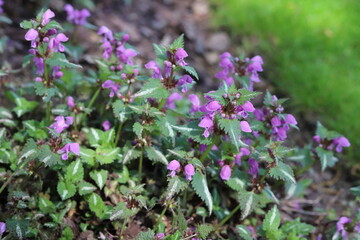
[[165, 92, 182, 109], [57, 143, 80, 160], [240, 121, 252, 132], [48, 33, 69, 52], [67, 96, 75, 108], [41, 9, 55, 26], [248, 158, 258, 178], [271, 116, 281, 127], [0, 0, 3, 14], [313, 135, 321, 143], [215, 52, 235, 85], [246, 55, 263, 89], [286, 114, 297, 125], [235, 147, 250, 166], [102, 80, 120, 98], [52, 66, 63, 79], [145, 61, 162, 78], [177, 74, 193, 92], [167, 160, 180, 177], [64, 4, 90, 25], [156, 233, 165, 239], [174, 48, 188, 66], [334, 217, 351, 240], [25, 29, 39, 48], [116, 45, 137, 65], [198, 114, 214, 137], [98, 26, 114, 41], [220, 165, 231, 180], [333, 136, 351, 153], [184, 164, 195, 181], [49, 116, 73, 133], [102, 120, 111, 131], [0, 222, 5, 236], [33, 57, 44, 75], [189, 94, 200, 113]]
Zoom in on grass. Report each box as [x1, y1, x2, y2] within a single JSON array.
[[211, 0, 360, 161]]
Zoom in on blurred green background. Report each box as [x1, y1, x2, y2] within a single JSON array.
[[212, 0, 360, 161]]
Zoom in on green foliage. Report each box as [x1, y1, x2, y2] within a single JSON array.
[[191, 172, 213, 214], [269, 162, 296, 184], [196, 224, 214, 239]]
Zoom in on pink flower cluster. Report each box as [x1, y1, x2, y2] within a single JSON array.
[[167, 160, 195, 181]]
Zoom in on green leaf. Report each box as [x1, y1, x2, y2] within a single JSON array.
[[78, 181, 97, 196], [79, 147, 96, 166], [34, 82, 60, 102], [109, 202, 137, 221], [65, 159, 84, 183], [236, 225, 253, 240], [176, 205, 187, 232], [263, 205, 281, 231], [123, 146, 142, 164], [88, 193, 106, 218], [6, 219, 29, 239], [316, 147, 337, 171], [115, 166, 130, 184], [113, 100, 128, 122], [237, 89, 261, 104], [57, 181, 76, 200], [133, 79, 168, 99], [88, 128, 103, 147], [164, 176, 187, 200], [281, 218, 315, 236], [38, 197, 56, 213], [264, 186, 280, 205], [18, 138, 38, 165], [46, 52, 82, 69], [172, 121, 211, 145], [191, 172, 213, 215], [156, 117, 176, 146], [153, 43, 167, 59], [8, 92, 39, 117], [95, 147, 120, 164], [269, 162, 296, 184], [59, 226, 73, 240], [315, 121, 341, 140], [197, 224, 214, 239], [20, 20, 33, 29], [350, 185, 360, 197], [170, 34, 184, 49], [182, 65, 199, 80], [239, 191, 255, 220], [135, 230, 154, 240], [38, 145, 61, 167], [145, 146, 168, 165], [90, 170, 108, 190], [133, 122, 144, 139], [218, 118, 247, 149]]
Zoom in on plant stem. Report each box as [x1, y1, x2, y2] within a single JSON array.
[[87, 88, 101, 109], [0, 173, 15, 195], [200, 136, 220, 162], [155, 202, 169, 229], [217, 204, 241, 228], [138, 147, 144, 184], [260, 168, 270, 184], [114, 121, 124, 146], [46, 101, 51, 124]]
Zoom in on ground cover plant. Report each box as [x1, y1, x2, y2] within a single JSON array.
[[211, 0, 360, 161], [0, 4, 359, 240]]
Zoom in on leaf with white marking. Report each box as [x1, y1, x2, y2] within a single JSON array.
[[57, 181, 76, 200], [90, 170, 108, 190], [38, 197, 56, 213], [95, 147, 120, 164], [316, 147, 336, 171], [133, 79, 168, 99], [38, 145, 62, 167], [122, 146, 142, 164], [65, 159, 84, 183], [218, 118, 247, 149], [88, 193, 106, 218], [145, 147, 168, 165], [269, 162, 296, 184], [88, 128, 103, 147], [191, 172, 213, 215], [78, 181, 97, 196], [164, 176, 187, 200], [263, 205, 281, 231], [79, 147, 96, 166], [236, 225, 253, 240]]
